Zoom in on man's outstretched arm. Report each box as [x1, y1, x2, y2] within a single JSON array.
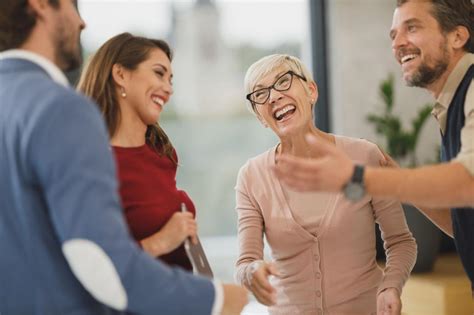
[[274, 134, 474, 209], [365, 162, 474, 208]]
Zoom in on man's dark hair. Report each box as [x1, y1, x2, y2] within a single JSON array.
[[397, 0, 474, 53], [0, 0, 60, 51]]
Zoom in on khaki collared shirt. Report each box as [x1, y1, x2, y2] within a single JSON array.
[[432, 53, 474, 176]]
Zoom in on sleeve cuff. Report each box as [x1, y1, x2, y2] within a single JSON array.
[[377, 280, 402, 296], [211, 280, 224, 315], [245, 260, 264, 288]]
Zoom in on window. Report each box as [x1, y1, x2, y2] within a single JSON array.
[[79, 0, 310, 289]]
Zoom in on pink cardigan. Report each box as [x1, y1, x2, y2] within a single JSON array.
[[234, 136, 417, 315]]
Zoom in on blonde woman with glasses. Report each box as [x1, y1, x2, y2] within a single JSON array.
[[234, 54, 417, 315]]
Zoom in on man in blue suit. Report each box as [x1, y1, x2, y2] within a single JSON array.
[[0, 0, 247, 314]]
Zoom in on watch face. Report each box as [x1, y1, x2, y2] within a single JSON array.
[[344, 183, 365, 201]]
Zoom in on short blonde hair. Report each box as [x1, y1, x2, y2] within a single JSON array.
[[244, 54, 315, 114]]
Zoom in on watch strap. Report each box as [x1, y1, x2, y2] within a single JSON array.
[[352, 164, 365, 184]]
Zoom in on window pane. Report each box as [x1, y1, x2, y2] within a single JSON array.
[[79, 1, 309, 291]]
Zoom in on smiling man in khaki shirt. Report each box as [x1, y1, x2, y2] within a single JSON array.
[[274, 0, 474, 295]]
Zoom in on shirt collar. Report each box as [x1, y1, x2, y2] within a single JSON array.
[[431, 53, 474, 133], [0, 49, 70, 87], [436, 53, 474, 110]]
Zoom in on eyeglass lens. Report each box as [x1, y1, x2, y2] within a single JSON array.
[[251, 72, 293, 104]]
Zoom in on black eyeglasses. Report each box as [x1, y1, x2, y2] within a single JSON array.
[[246, 70, 307, 105]]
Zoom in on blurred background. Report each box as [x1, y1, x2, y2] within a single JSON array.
[[77, 1, 471, 314]]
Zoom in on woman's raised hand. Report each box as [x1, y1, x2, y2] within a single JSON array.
[[375, 144, 400, 168]]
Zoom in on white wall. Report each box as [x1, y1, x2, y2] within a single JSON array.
[[327, 0, 440, 165]]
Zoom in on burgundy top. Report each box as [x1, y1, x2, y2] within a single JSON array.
[[113, 143, 195, 270]]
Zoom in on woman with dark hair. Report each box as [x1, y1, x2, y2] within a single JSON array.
[[78, 32, 197, 270]]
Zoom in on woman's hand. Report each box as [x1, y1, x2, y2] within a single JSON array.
[[376, 145, 400, 168], [141, 211, 197, 257], [247, 261, 280, 306], [377, 288, 401, 315]]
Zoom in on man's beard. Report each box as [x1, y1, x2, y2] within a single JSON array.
[[54, 26, 82, 72], [405, 40, 449, 88]]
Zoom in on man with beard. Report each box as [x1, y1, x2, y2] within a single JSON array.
[[274, 0, 474, 294], [0, 0, 248, 314]]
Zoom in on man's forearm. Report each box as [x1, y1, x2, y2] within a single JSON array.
[[365, 162, 474, 208]]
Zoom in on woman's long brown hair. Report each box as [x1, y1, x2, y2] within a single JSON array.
[[77, 32, 175, 162]]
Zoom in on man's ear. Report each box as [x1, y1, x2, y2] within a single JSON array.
[[450, 25, 470, 50], [111, 64, 127, 87], [27, 0, 50, 19]]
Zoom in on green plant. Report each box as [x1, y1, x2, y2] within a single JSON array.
[[367, 74, 433, 166]]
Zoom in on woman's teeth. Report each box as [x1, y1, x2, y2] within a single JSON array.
[[274, 105, 296, 121], [152, 97, 164, 106]]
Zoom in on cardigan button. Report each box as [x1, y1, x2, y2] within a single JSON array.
[[316, 290, 321, 297], [316, 272, 321, 279]]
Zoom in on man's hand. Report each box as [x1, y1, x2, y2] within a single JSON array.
[[221, 284, 249, 315], [377, 288, 401, 315], [273, 133, 353, 192]]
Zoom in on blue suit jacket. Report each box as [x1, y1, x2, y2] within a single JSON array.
[[0, 58, 215, 314]]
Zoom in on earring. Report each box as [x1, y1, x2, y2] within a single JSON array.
[[121, 87, 127, 98]]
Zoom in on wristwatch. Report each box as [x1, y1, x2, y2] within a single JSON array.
[[343, 164, 366, 201]]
